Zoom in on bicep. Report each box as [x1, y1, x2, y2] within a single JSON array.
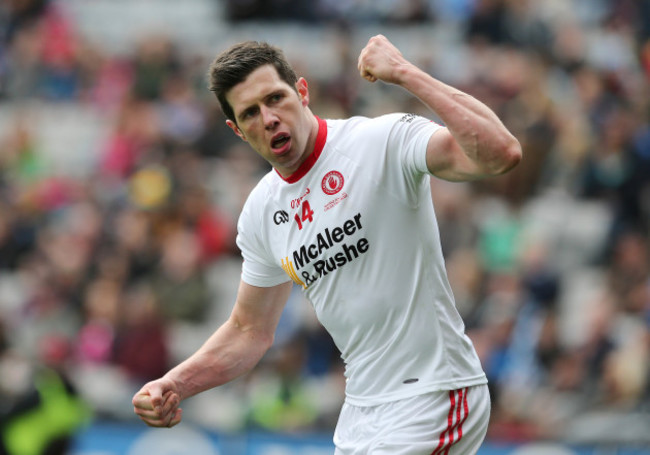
[[425, 128, 486, 182], [229, 280, 293, 343]]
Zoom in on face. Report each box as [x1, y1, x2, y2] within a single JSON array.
[[225, 64, 317, 178]]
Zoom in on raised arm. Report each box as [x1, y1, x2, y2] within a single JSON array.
[[132, 279, 293, 427], [358, 35, 522, 182]]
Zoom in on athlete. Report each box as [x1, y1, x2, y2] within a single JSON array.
[[132, 35, 522, 454]]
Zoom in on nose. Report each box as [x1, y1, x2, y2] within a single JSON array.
[[261, 106, 279, 130]]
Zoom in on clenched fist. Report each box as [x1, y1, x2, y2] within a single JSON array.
[[357, 35, 414, 85], [132, 378, 183, 428]]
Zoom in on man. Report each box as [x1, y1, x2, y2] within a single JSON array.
[[132, 35, 521, 454]]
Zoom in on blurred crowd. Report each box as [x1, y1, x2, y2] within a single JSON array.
[[0, 0, 649, 449]]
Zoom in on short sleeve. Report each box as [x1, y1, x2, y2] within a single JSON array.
[[236, 195, 291, 288], [389, 113, 442, 177], [368, 113, 442, 207]]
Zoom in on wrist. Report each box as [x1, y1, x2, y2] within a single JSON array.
[[162, 372, 184, 400], [395, 63, 436, 93], [393, 63, 416, 86]]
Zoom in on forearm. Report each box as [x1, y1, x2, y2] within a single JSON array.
[[162, 318, 272, 401], [397, 64, 520, 173]]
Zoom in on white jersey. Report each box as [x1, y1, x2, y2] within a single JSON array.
[[237, 113, 487, 406]]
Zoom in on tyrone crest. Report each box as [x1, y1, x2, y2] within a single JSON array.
[[321, 171, 344, 195]]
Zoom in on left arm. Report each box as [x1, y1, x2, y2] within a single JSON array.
[[358, 35, 522, 182]]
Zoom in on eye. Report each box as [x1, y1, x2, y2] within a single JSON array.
[[240, 107, 258, 121], [269, 93, 283, 104]]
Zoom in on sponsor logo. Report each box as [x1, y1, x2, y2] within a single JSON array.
[[321, 171, 344, 195], [281, 257, 306, 288], [324, 192, 347, 212], [273, 210, 289, 225], [399, 113, 418, 123], [290, 187, 310, 209], [280, 212, 369, 289]]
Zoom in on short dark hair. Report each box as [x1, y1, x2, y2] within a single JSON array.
[[207, 41, 298, 123]]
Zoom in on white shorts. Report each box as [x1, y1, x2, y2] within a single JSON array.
[[333, 385, 490, 455]]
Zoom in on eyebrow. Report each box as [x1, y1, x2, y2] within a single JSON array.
[[236, 89, 287, 121]]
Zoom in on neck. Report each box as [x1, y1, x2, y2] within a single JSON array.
[[302, 111, 319, 160]]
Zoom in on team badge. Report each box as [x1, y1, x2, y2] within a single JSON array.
[[321, 171, 344, 195]]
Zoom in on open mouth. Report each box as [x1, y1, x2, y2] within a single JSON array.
[[271, 133, 290, 150]]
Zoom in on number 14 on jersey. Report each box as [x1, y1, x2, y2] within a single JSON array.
[[295, 200, 314, 230]]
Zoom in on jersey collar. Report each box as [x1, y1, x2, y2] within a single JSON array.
[[276, 116, 327, 184]]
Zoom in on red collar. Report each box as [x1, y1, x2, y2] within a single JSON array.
[[276, 116, 327, 184]]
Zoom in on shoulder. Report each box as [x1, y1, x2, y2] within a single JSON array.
[[326, 113, 405, 135], [325, 113, 438, 153], [326, 113, 435, 140], [324, 113, 408, 152], [239, 170, 281, 223]]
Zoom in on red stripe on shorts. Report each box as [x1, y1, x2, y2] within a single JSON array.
[[431, 388, 469, 455], [457, 388, 470, 444], [442, 388, 464, 455], [430, 390, 457, 455]]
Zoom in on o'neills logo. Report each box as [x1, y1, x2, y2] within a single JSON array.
[[280, 212, 369, 289], [322, 171, 344, 195]]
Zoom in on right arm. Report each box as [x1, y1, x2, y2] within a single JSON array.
[[358, 35, 521, 182], [132, 279, 293, 427]]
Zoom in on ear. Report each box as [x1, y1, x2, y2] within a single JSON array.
[[226, 119, 248, 142], [296, 77, 309, 107]]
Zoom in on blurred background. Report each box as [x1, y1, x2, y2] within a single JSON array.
[[0, 0, 649, 454]]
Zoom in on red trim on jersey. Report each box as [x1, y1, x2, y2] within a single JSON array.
[[276, 116, 327, 184], [430, 388, 469, 455]]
